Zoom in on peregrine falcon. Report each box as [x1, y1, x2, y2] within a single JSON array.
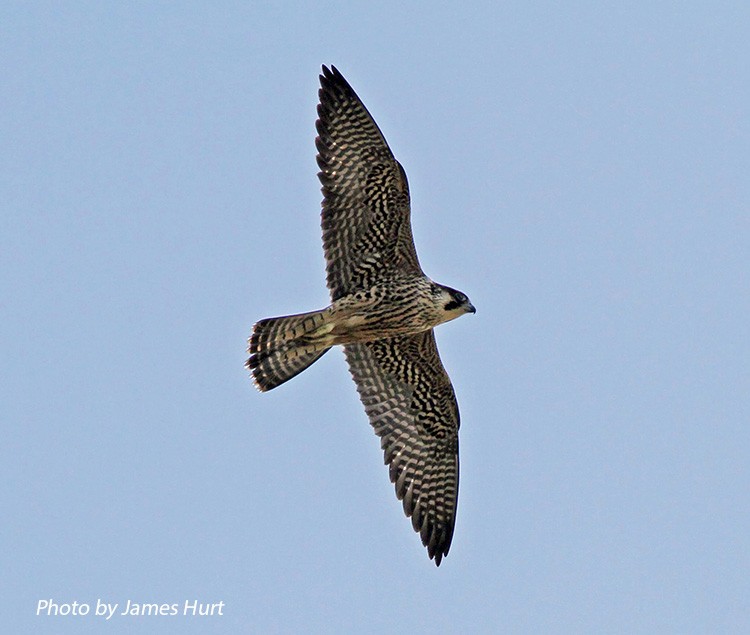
[[247, 65, 475, 566]]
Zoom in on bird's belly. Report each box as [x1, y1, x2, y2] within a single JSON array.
[[331, 304, 437, 344]]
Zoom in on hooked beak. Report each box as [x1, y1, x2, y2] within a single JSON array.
[[466, 302, 476, 314]]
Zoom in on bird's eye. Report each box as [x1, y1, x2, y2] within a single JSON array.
[[454, 292, 466, 303]]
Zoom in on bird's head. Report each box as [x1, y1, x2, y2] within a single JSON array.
[[434, 284, 476, 321]]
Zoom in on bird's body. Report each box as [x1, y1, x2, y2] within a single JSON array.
[[247, 66, 474, 565]]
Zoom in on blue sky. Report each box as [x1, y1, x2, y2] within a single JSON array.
[[3, 2, 749, 633]]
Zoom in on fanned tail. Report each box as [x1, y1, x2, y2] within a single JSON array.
[[246, 309, 333, 391]]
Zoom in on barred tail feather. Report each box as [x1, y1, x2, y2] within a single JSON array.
[[246, 309, 333, 391]]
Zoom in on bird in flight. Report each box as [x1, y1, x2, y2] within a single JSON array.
[[247, 65, 475, 566]]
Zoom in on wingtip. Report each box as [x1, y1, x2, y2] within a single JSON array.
[[320, 64, 339, 83], [319, 64, 352, 96], [430, 543, 450, 567]]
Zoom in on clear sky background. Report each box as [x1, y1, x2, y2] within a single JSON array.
[[3, 3, 749, 633]]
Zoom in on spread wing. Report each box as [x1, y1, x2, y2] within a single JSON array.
[[344, 330, 460, 566], [316, 65, 422, 301]]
